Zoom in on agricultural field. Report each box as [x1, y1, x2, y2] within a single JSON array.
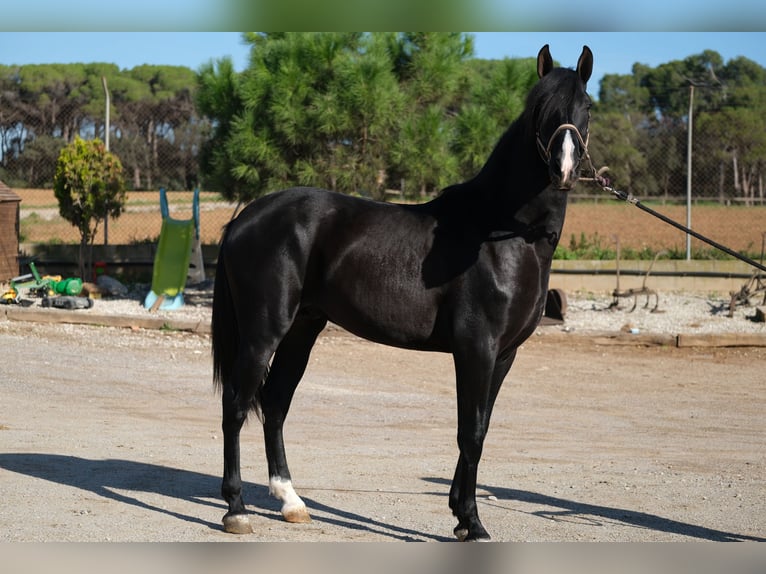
[[15, 188, 766, 259], [561, 200, 766, 259]]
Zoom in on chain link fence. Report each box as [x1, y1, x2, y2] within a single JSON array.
[[17, 187, 237, 247], [581, 99, 766, 206], [4, 89, 239, 246], [7, 86, 766, 252]]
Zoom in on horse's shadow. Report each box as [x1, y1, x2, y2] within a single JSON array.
[[0, 453, 448, 541], [2, 453, 761, 542], [422, 477, 765, 542]]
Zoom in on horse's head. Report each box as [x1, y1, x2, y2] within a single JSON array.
[[533, 44, 593, 191]]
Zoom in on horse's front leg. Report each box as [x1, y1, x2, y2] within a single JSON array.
[[449, 346, 516, 541]]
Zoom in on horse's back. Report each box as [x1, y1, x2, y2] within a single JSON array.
[[220, 187, 454, 348], [223, 187, 428, 264], [223, 187, 352, 272], [224, 187, 328, 245]]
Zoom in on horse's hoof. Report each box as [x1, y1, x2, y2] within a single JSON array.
[[223, 513, 253, 534], [283, 505, 312, 523], [454, 523, 491, 541]]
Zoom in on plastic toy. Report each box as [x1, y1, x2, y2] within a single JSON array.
[[143, 188, 201, 311], [2, 261, 83, 303]]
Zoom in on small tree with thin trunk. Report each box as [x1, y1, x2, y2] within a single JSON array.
[[53, 136, 126, 280]]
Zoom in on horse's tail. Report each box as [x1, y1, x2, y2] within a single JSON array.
[[212, 228, 238, 394], [212, 226, 267, 420]]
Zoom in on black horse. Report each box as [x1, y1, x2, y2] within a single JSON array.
[[212, 44, 593, 541]]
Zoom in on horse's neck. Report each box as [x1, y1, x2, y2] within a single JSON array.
[[470, 125, 566, 235]]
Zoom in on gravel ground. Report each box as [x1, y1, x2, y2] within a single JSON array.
[[32, 278, 766, 338], [1, 277, 764, 544], [557, 290, 766, 336]]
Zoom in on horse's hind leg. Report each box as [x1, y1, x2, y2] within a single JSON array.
[[261, 312, 327, 523], [221, 347, 271, 534]]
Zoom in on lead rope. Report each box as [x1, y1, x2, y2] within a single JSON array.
[[579, 143, 766, 274]]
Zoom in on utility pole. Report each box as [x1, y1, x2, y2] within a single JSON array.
[[686, 83, 694, 261], [102, 76, 111, 246], [102, 76, 110, 151], [684, 65, 722, 261]]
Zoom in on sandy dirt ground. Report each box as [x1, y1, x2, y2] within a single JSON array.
[[0, 317, 764, 542]]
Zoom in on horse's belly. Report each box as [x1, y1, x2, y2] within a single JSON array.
[[317, 278, 446, 351]]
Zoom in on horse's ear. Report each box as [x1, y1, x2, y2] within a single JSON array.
[[577, 45, 593, 86], [537, 44, 553, 78]]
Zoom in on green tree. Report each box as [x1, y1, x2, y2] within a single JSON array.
[[2, 64, 93, 185], [53, 136, 126, 279], [1, 62, 202, 192], [598, 69, 651, 118], [697, 104, 766, 204], [196, 32, 554, 202], [198, 32, 405, 202], [389, 32, 473, 197], [641, 51, 726, 120], [595, 70, 664, 197], [16, 135, 65, 187], [196, 56, 247, 200], [113, 65, 199, 190], [392, 104, 458, 197], [452, 103, 496, 180], [16, 64, 89, 141], [694, 63, 766, 203], [0, 65, 27, 177], [453, 57, 538, 180], [588, 109, 651, 195]]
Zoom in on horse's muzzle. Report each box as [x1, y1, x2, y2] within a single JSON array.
[[551, 169, 579, 191]]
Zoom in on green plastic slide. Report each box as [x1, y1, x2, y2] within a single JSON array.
[[143, 188, 200, 310]]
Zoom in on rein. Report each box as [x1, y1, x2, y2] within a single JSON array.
[[578, 140, 766, 275]]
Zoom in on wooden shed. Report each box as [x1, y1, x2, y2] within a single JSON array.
[[0, 180, 21, 282]]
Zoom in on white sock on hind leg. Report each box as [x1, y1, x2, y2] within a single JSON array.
[[269, 476, 311, 523]]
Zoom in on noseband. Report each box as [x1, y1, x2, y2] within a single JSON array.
[[536, 123, 589, 164]]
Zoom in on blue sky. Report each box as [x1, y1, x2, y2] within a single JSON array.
[[2, 1, 765, 30], [1, 32, 764, 95]]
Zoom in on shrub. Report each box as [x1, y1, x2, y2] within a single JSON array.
[[53, 136, 126, 279]]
